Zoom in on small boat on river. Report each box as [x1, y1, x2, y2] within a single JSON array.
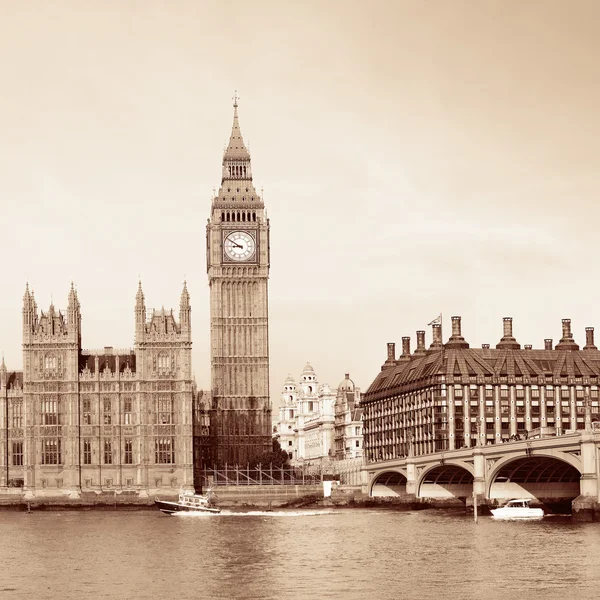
[[155, 489, 221, 515], [491, 498, 544, 520]]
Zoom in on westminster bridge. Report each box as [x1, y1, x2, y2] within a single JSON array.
[[365, 428, 600, 520]]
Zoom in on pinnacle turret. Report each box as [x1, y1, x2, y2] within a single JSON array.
[[180, 280, 190, 307], [135, 280, 145, 308]]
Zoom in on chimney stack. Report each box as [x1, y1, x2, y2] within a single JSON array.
[[428, 323, 443, 352], [482, 344, 490, 349], [399, 336, 411, 361], [445, 316, 470, 349], [383, 342, 396, 369], [556, 318, 579, 350], [414, 330, 427, 355], [496, 316, 521, 349], [544, 339, 553, 351], [584, 327, 597, 351], [452, 316, 461, 337], [524, 344, 532, 350]]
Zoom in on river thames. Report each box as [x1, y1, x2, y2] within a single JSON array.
[[1, 508, 599, 599]]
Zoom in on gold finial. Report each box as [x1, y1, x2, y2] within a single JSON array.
[[233, 90, 239, 108]]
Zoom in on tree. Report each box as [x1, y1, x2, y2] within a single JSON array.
[[248, 439, 290, 469]]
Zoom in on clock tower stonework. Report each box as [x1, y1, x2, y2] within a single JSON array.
[[206, 99, 272, 465]]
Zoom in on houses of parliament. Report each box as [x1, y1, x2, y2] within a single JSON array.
[[0, 100, 272, 496]]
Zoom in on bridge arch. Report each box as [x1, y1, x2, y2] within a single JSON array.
[[369, 469, 408, 497], [487, 452, 582, 504], [417, 460, 474, 499]]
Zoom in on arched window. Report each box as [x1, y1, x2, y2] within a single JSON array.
[[221, 212, 225, 221], [242, 212, 246, 222], [226, 212, 230, 222]]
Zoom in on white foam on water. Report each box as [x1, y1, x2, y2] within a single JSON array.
[[174, 509, 335, 518]]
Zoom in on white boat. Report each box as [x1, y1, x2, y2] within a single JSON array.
[[155, 489, 221, 515], [491, 498, 544, 519]]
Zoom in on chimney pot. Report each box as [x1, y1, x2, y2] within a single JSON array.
[[482, 344, 490, 349], [432, 324, 442, 346], [544, 339, 553, 351], [524, 344, 532, 350]]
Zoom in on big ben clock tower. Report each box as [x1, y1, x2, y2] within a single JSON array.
[[206, 96, 272, 466]]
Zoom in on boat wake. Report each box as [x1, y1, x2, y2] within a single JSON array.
[[175, 509, 335, 518]]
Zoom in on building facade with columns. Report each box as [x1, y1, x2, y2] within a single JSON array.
[[274, 364, 363, 464], [362, 317, 600, 464], [0, 282, 194, 496]]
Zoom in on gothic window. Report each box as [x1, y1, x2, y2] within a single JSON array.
[[42, 398, 59, 425], [12, 441, 23, 466], [123, 398, 132, 425], [226, 212, 230, 222], [11, 400, 22, 428], [82, 398, 91, 425], [242, 212, 246, 221], [157, 395, 173, 424], [221, 212, 225, 221], [104, 440, 112, 464], [103, 398, 112, 425], [158, 353, 170, 373], [83, 439, 92, 465], [124, 439, 133, 464], [155, 438, 174, 464], [42, 439, 61, 465], [44, 355, 57, 370]]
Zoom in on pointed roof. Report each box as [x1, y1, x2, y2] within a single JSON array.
[[135, 280, 145, 307], [224, 96, 250, 161], [180, 280, 190, 306]]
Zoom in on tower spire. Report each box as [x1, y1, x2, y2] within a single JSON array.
[[224, 92, 250, 161]]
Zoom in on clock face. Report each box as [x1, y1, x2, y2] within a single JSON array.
[[223, 231, 256, 262]]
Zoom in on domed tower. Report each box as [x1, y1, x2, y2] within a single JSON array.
[[206, 96, 271, 466], [299, 362, 319, 416]]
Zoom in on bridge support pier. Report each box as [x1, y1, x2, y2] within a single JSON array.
[[572, 432, 600, 521], [405, 460, 416, 496]]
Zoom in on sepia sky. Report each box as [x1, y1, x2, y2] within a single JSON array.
[[1, 0, 599, 406]]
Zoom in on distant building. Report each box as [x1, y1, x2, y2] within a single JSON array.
[[274, 364, 362, 464], [362, 317, 600, 464], [334, 374, 363, 459]]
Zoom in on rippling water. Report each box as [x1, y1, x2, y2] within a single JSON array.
[[1, 508, 599, 599]]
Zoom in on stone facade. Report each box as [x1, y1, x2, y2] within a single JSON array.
[[362, 317, 600, 464], [0, 282, 194, 497], [204, 99, 272, 466]]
